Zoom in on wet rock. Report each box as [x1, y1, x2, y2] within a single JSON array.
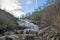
[[0, 36, 6, 40], [25, 36, 34, 40], [4, 31, 14, 35], [0, 35, 19, 40], [5, 35, 19, 40]]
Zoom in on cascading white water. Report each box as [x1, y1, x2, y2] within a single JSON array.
[[17, 19, 39, 31]]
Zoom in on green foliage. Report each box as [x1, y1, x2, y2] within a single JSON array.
[[29, 11, 41, 25], [0, 24, 7, 30]]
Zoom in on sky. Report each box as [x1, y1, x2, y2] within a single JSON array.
[[0, 0, 48, 18]]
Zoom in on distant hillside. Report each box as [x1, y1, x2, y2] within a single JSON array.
[[24, 2, 60, 30], [21, 2, 60, 40], [0, 9, 18, 30]]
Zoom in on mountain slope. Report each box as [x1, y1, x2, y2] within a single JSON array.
[[26, 2, 60, 40], [0, 9, 18, 30], [27, 2, 60, 29]]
